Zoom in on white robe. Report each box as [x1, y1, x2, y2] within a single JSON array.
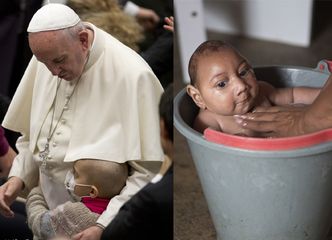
[[2, 23, 164, 227]]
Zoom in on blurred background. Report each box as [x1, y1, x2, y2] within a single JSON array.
[[174, 0, 332, 239]]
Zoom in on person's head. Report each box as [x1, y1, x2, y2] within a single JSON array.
[[159, 83, 173, 158], [68, 159, 128, 199], [187, 40, 259, 116], [27, 4, 92, 81]]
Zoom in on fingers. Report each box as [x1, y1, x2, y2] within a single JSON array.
[[164, 16, 174, 26], [72, 232, 82, 240], [234, 115, 277, 134], [253, 106, 282, 113], [0, 185, 14, 217], [235, 111, 280, 122]]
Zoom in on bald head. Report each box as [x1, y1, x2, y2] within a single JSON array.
[[188, 40, 241, 86], [74, 159, 128, 198]]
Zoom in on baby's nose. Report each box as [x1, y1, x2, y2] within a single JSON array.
[[234, 78, 248, 96]]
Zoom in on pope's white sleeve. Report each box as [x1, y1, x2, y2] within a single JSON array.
[[96, 160, 160, 227], [8, 134, 39, 197]]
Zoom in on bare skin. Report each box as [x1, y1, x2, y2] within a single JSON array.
[[234, 74, 332, 137], [187, 46, 320, 137]]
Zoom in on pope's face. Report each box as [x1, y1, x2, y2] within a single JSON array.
[[194, 48, 259, 115], [28, 29, 89, 81]]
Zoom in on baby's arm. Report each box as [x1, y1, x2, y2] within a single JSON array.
[[26, 186, 98, 239], [193, 110, 221, 134], [44, 201, 99, 237], [292, 87, 321, 104], [26, 186, 55, 238], [259, 81, 320, 105]]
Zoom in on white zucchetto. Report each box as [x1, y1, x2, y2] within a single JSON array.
[[27, 3, 80, 33]]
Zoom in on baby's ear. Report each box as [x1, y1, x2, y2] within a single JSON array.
[[89, 186, 99, 198], [186, 85, 206, 109]]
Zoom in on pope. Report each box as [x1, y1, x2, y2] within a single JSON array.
[[0, 3, 164, 239]]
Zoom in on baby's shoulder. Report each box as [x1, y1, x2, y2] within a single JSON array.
[[194, 110, 222, 134], [258, 80, 275, 92]]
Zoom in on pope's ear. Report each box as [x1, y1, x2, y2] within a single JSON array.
[[89, 186, 99, 198], [186, 85, 206, 109], [78, 30, 89, 50]]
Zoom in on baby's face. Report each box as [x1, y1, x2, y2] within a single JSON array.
[[72, 162, 92, 197], [195, 48, 259, 115]]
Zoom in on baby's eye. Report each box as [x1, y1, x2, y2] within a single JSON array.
[[239, 67, 251, 77], [216, 81, 227, 88]]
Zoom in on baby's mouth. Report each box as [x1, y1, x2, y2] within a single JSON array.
[[237, 96, 249, 105]]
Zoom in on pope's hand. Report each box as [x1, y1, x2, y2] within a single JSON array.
[[0, 176, 23, 217], [72, 225, 103, 240]]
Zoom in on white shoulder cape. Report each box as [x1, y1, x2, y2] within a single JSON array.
[[3, 24, 164, 163]]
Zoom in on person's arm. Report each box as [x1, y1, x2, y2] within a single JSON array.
[[121, 1, 160, 30], [27, 185, 99, 239], [44, 201, 99, 238], [268, 86, 321, 105], [26, 186, 52, 238], [0, 131, 38, 217], [235, 74, 332, 137]]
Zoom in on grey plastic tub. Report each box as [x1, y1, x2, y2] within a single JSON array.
[[174, 60, 332, 240]]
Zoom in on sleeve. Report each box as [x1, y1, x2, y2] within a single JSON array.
[[27, 191, 100, 239], [96, 161, 158, 227], [3, 56, 39, 197], [47, 201, 99, 237], [8, 134, 39, 197], [26, 186, 52, 238]]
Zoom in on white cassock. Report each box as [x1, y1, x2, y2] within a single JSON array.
[[2, 23, 164, 227]]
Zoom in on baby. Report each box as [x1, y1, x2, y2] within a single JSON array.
[[26, 159, 128, 239], [187, 40, 320, 137]]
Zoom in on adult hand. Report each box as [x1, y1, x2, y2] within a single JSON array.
[[72, 225, 103, 240], [233, 105, 318, 137], [0, 147, 16, 178], [163, 16, 174, 32], [136, 7, 160, 30], [0, 176, 23, 217]]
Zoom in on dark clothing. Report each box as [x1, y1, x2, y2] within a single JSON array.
[[141, 30, 173, 87], [118, 0, 173, 88], [0, 196, 33, 240], [0, 0, 43, 98], [101, 166, 173, 240]]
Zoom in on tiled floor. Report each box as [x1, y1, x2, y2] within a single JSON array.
[[174, 1, 332, 239]]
